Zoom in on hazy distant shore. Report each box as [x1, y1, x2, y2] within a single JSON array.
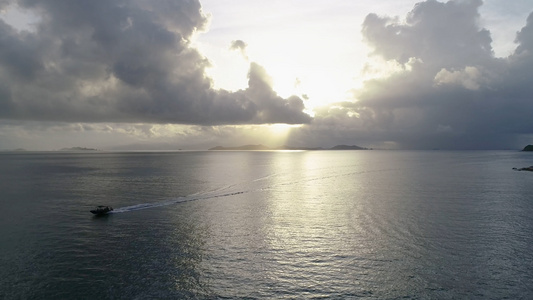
[[208, 144, 369, 151]]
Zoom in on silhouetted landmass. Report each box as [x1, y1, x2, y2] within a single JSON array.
[[522, 145, 533, 151], [276, 145, 323, 150], [330, 145, 366, 150], [209, 145, 271, 151], [1, 148, 27, 152], [60, 147, 99, 151], [209, 144, 368, 151]]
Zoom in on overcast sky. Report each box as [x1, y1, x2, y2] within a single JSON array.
[[0, 0, 532, 150]]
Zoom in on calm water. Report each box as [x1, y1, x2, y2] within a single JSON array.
[[1, 150, 532, 299]]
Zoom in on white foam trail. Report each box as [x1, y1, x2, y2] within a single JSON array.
[[110, 191, 245, 213]]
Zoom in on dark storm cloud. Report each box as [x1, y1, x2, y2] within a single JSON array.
[[0, 0, 12, 10], [362, 0, 493, 68], [313, 0, 533, 149], [514, 12, 533, 56], [0, 0, 311, 125]]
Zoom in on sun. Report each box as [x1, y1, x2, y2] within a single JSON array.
[[245, 35, 361, 112], [195, 12, 368, 112], [263, 62, 355, 111]]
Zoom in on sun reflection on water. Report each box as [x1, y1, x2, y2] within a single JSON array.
[[258, 152, 372, 292]]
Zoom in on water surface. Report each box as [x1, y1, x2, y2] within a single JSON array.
[[1, 150, 532, 299]]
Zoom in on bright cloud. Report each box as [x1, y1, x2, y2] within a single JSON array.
[[434, 66, 485, 90]]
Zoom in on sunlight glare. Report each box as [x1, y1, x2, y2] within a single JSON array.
[[264, 123, 300, 146], [195, 2, 370, 113]]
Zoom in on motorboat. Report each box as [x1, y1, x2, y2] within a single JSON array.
[[90, 205, 113, 215]]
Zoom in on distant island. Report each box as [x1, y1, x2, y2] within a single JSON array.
[[60, 147, 99, 151], [0, 148, 27, 152], [208, 144, 368, 151], [522, 145, 533, 151], [513, 166, 533, 172], [329, 145, 367, 150]]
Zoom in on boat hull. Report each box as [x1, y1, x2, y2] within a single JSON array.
[[90, 206, 113, 215]]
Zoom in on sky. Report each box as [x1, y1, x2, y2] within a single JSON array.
[[0, 0, 532, 150]]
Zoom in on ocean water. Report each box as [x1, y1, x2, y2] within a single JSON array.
[[1, 150, 532, 299]]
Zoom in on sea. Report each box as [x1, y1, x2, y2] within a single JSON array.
[[0, 150, 532, 299]]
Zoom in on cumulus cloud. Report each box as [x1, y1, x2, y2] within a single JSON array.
[[362, 0, 493, 69], [316, 0, 533, 149], [229, 39, 249, 60], [514, 12, 533, 58], [0, 0, 311, 125], [434, 66, 485, 90]]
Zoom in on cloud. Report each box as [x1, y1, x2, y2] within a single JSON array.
[[319, 0, 533, 149], [0, 1, 13, 11], [1, 0, 532, 150], [229, 39, 249, 60], [514, 12, 533, 58], [362, 0, 493, 69], [434, 66, 484, 90], [0, 0, 311, 125]]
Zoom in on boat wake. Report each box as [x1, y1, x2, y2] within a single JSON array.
[[110, 191, 246, 214], [107, 167, 385, 214]]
